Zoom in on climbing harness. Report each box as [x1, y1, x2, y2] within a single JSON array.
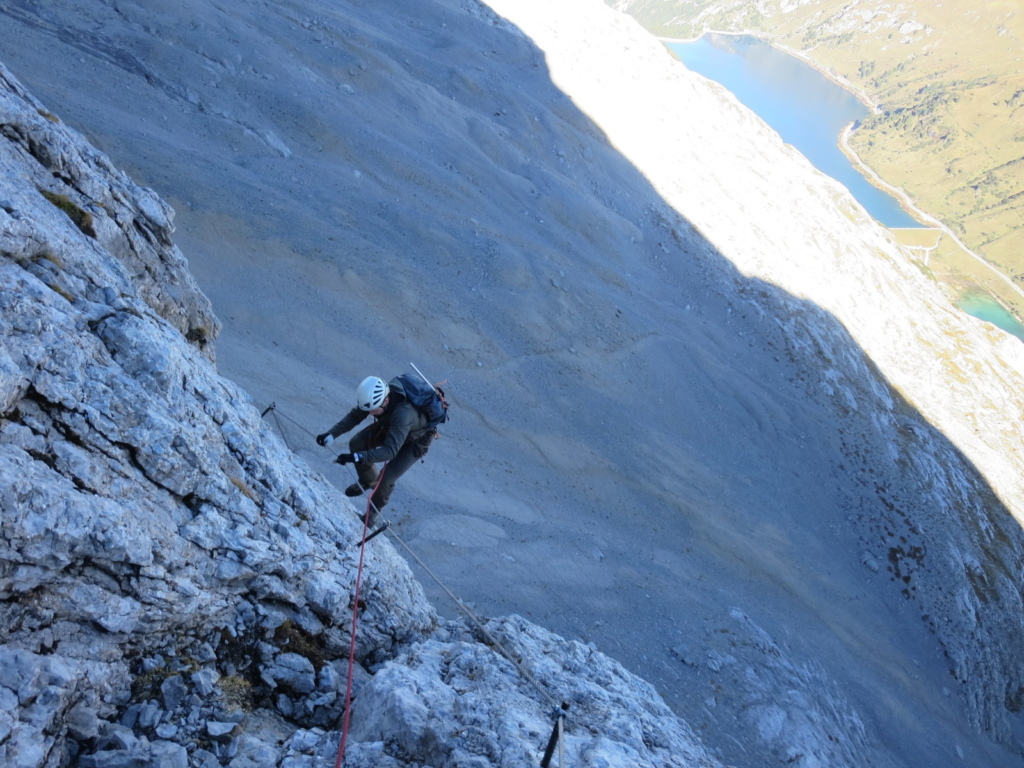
[[260, 399, 572, 767]]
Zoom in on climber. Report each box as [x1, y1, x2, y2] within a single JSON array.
[[316, 375, 440, 519]]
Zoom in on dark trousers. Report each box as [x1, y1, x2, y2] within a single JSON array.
[[348, 424, 428, 511]]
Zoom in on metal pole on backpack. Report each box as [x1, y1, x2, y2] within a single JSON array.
[[409, 362, 449, 436], [409, 362, 439, 394]]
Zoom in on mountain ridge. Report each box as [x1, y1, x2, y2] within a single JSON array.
[[3, 0, 1024, 766]]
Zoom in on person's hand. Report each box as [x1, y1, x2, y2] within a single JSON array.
[[335, 452, 361, 465], [316, 433, 334, 446]]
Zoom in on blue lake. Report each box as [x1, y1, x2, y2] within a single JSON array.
[[955, 291, 1024, 343], [667, 34, 922, 229], [668, 34, 1024, 343]]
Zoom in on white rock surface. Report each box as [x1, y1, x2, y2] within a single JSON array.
[[1, 0, 1024, 766], [0, 62, 439, 765], [0, 56, 723, 768]]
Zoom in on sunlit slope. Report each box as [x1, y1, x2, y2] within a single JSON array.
[[612, 0, 1024, 297]]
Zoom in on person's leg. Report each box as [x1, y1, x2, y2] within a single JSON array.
[[369, 441, 422, 512]]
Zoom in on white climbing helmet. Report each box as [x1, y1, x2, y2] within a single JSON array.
[[355, 376, 389, 411]]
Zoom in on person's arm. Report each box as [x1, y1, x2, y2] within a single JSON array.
[[316, 408, 367, 445]]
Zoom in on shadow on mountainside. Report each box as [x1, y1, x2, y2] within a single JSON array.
[[1, 1, 1022, 766]]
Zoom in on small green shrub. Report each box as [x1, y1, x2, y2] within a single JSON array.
[[218, 675, 255, 713], [913, 261, 936, 280], [39, 189, 96, 238], [130, 657, 200, 700], [186, 326, 212, 347], [31, 249, 66, 269], [274, 619, 327, 671], [46, 282, 74, 303], [228, 473, 259, 501]]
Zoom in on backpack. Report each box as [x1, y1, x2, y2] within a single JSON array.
[[391, 373, 449, 436]]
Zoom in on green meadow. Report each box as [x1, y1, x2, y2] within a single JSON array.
[[615, 0, 1024, 321]]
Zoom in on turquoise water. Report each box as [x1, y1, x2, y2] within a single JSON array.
[[669, 34, 1024, 343], [955, 291, 1024, 342], [667, 35, 922, 229]]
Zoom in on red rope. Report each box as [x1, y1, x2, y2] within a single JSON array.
[[334, 465, 387, 768]]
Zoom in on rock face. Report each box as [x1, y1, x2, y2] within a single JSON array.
[[0, 62, 722, 767], [0, 71, 219, 359], [491, 0, 1024, 749], [3, 0, 1024, 767]]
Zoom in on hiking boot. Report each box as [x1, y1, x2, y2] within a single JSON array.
[[344, 483, 363, 498]]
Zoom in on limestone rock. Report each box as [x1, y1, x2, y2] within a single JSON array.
[[264, 653, 317, 695], [0, 67, 219, 358], [0, 60, 436, 767], [0, 54, 719, 768], [3, 0, 1024, 764]]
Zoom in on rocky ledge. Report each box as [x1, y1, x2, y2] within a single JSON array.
[[0, 62, 724, 768]]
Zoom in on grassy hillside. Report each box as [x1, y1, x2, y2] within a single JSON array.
[[611, 0, 1024, 318]]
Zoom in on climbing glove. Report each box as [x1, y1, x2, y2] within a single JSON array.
[[316, 433, 334, 447], [335, 452, 361, 465]]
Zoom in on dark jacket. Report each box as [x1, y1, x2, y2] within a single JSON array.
[[326, 379, 431, 464]]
